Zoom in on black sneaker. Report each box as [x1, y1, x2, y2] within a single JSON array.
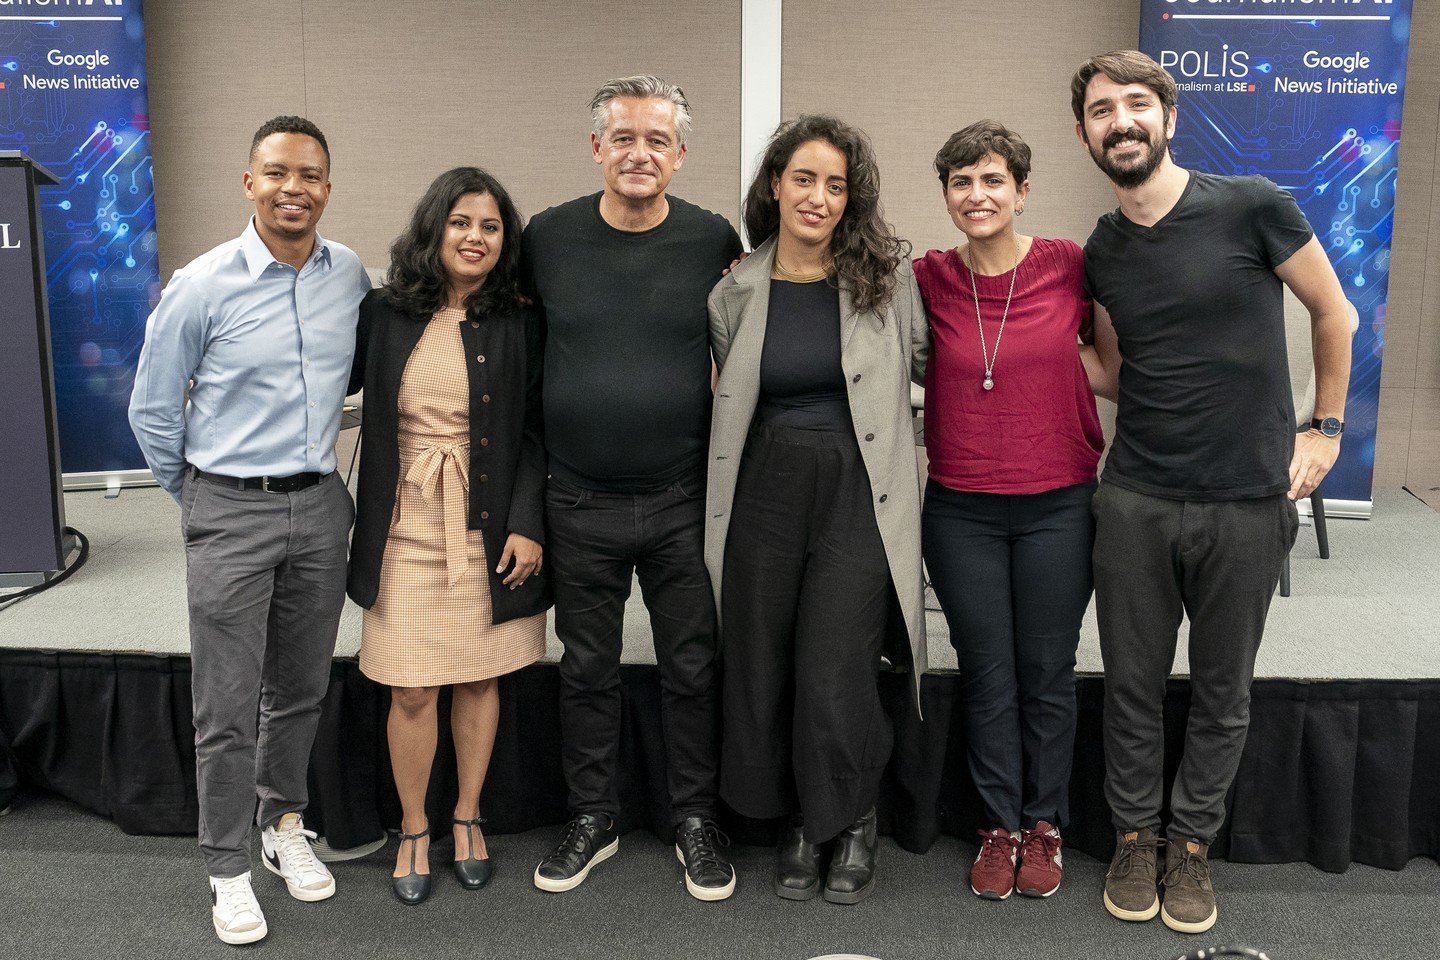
[[533, 814, 618, 893], [674, 816, 736, 902]]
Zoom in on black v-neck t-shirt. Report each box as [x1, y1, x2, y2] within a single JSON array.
[[1083, 172, 1313, 501]]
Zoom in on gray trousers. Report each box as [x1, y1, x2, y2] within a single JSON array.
[[181, 470, 354, 877], [1092, 482, 1297, 843]]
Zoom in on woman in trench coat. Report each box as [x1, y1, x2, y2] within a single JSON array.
[[704, 114, 928, 905]]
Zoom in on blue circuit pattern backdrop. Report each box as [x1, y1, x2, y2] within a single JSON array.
[[1140, 0, 1414, 504], [0, 0, 156, 474]]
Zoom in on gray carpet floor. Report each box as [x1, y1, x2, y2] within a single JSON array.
[[4, 485, 1438, 680], [1, 793, 1435, 960]]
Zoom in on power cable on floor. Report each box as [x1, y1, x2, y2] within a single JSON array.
[[0, 527, 90, 611]]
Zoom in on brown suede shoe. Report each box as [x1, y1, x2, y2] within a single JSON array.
[[1160, 838, 1218, 933], [1103, 827, 1162, 922]]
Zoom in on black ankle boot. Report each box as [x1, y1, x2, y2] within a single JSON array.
[[775, 817, 825, 901], [823, 807, 877, 904]]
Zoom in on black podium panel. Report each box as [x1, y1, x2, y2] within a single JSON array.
[[0, 155, 65, 582]]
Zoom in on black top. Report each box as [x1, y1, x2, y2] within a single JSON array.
[[345, 290, 552, 623], [521, 193, 743, 492], [1083, 172, 1313, 501], [757, 279, 851, 432]]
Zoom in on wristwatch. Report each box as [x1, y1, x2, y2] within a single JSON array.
[[1310, 417, 1344, 438]]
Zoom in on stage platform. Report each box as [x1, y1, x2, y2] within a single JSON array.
[[2, 484, 1437, 881], [3, 484, 1437, 679]]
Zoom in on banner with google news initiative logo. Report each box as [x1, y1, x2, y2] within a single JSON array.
[[0, 0, 156, 477], [1140, 0, 1414, 508]]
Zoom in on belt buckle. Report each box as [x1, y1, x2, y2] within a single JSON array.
[[262, 476, 272, 493]]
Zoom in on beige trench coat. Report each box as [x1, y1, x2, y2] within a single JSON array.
[[703, 237, 931, 709]]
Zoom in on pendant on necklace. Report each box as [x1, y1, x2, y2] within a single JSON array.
[[983, 377, 995, 391]]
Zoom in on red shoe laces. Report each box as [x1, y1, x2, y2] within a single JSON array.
[[977, 828, 1018, 865], [1021, 829, 1062, 863]]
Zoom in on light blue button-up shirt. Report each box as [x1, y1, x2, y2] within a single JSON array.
[[128, 219, 371, 500]]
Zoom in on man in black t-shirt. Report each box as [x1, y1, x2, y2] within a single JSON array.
[[523, 75, 743, 902], [1072, 51, 1353, 935]]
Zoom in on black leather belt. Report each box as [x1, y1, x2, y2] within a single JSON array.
[[192, 467, 327, 493]]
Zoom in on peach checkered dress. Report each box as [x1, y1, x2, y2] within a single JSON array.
[[360, 307, 546, 687]]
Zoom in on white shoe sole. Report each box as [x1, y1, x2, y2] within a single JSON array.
[[261, 853, 336, 902], [213, 915, 268, 945], [674, 845, 736, 901], [1161, 901, 1218, 934], [1104, 889, 1160, 921], [971, 883, 1013, 901], [1017, 878, 1061, 898], [533, 837, 618, 893]]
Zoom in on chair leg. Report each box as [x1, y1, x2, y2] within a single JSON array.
[[1311, 492, 1329, 559], [1279, 551, 1291, 598]]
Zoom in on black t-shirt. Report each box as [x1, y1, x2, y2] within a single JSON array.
[[1083, 172, 1313, 501], [522, 193, 742, 492], [757, 279, 852, 432]]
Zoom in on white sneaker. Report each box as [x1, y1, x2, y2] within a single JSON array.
[[210, 872, 267, 945], [260, 813, 336, 902]]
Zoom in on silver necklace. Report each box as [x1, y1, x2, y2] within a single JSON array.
[[965, 235, 1021, 391]]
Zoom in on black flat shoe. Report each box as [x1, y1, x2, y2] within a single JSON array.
[[775, 816, 825, 901], [452, 816, 494, 890], [392, 823, 432, 906], [823, 807, 877, 905]]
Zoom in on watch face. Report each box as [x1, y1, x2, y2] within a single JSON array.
[[1320, 417, 1342, 437]]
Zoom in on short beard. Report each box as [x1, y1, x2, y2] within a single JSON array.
[[1089, 127, 1169, 190]]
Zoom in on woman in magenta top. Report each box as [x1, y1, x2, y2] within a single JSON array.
[[914, 120, 1115, 903]]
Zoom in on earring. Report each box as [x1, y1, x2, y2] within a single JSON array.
[[1016, 206, 1024, 216]]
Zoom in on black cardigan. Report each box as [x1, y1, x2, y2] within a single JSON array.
[[346, 289, 552, 624]]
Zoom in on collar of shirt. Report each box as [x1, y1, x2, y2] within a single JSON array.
[[238, 217, 333, 283]]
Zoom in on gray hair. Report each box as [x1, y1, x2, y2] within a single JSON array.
[[589, 75, 692, 146]]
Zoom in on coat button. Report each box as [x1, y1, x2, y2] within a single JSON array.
[[852, 374, 862, 383], [476, 354, 486, 363], [865, 433, 874, 441], [479, 474, 489, 482], [878, 494, 887, 503], [480, 510, 489, 519], [471, 322, 479, 328], [480, 438, 489, 446], [482, 394, 490, 403]]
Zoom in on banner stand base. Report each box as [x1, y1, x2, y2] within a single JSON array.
[[63, 469, 157, 495]]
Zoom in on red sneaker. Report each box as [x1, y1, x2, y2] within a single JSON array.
[[970, 828, 1019, 900], [1016, 821, 1064, 898]]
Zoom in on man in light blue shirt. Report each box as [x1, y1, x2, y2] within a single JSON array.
[[128, 116, 369, 946]]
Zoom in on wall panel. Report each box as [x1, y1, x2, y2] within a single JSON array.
[[145, 1, 742, 275], [302, 0, 742, 269]]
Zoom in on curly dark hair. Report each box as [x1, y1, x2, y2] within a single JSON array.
[[743, 115, 908, 315], [249, 115, 330, 168], [382, 167, 525, 320]]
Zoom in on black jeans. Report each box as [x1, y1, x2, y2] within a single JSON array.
[[1092, 482, 1298, 843], [545, 474, 719, 826], [922, 479, 1095, 831], [721, 423, 893, 845]]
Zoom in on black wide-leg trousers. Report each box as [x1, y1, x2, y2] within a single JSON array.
[[720, 422, 893, 845]]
